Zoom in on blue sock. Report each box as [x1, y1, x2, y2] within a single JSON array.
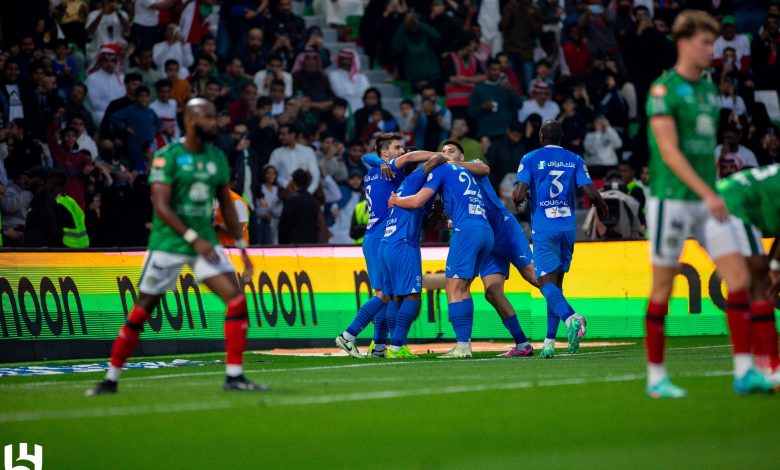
[[372, 304, 388, 344], [463, 298, 474, 341], [346, 296, 385, 337], [449, 299, 474, 343], [502, 315, 528, 345], [540, 284, 574, 323], [385, 299, 401, 340], [546, 304, 559, 339], [390, 299, 421, 347]]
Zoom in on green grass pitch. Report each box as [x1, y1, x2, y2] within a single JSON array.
[[1, 337, 779, 469]]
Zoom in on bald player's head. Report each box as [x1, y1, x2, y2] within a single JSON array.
[[184, 98, 218, 141], [539, 120, 563, 146]]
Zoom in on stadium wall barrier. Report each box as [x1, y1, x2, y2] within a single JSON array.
[[1, 240, 777, 362]]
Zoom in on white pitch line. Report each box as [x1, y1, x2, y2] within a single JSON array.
[[0, 370, 735, 423]]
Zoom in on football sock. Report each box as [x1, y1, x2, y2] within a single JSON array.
[[224, 296, 249, 377], [647, 363, 668, 386], [386, 299, 400, 338], [390, 299, 421, 347], [725, 291, 753, 377], [501, 314, 528, 347], [546, 303, 559, 340], [645, 301, 667, 367], [750, 300, 779, 371], [107, 304, 151, 381], [373, 343, 387, 352], [542, 338, 555, 349], [448, 300, 472, 344], [346, 296, 385, 338], [372, 303, 389, 345], [540, 284, 574, 323]]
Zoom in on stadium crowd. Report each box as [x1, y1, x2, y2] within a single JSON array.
[[0, 0, 778, 248]]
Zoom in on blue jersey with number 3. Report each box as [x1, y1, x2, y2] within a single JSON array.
[[363, 158, 405, 239], [515, 145, 592, 233], [423, 163, 491, 231]]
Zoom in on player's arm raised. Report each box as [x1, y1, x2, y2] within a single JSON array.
[[452, 160, 490, 177], [151, 182, 219, 263], [650, 116, 728, 221], [389, 188, 436, 210], [216, 183, 254, 281]]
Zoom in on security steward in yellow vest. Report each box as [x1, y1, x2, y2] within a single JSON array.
[[56, 193, 90, 248], [350, 199, 369, 244]]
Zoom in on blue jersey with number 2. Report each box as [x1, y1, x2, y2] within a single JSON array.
[[515, 145, 592, 233], [422, 163, 491, 231]]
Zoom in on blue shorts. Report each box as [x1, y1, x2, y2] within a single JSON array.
[[531, 231, 576, 278], [447, 225, 494, 280], [362, 235, 387, 292], [381, 240, 422, 296], [480, 221, 533, 278]]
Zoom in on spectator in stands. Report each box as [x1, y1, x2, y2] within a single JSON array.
[[323, 97, 352, 143], [444, 32, 485, 119], [300, 26, 332, 69], [419, 85, 452, 133], [217, 0, 268, 59], [715, 126, 758, 170], [32, 72, 64, 138], [65, 84, 95, 135], [558, 96, 586, 155], [499, 0, 541, 90], [164, 60, 190, 111], [99, 72, 141, 140], [518, 81, 559, 123], [227, 122, 262, 241], [153, 24, 194, 77], [756, 128, 780, 165], [269, 124, 320, 194], [520, 113, 542, 152], [127, 47, 160, 100], [328, 49, 371, 112], [69, 114, 98, 162], [150, 79, 179, 140], [579, 0, 618, 58], [110, 86, 162, 172], [239, 28, 269, 76], [468, 58, 522, 141], [132, 0, 177, 50], [361, 0, 407, 73], [279, 168, 322, 244], [83, 53, 124, 134], [257, 164, 283, 245], [415, 97, 444, 151], [57, 0, 89, 50], [292, 50, 335, 113], [495, 52, 522, 93], [719, 75, 748, 123], [583, 115, 622, 179], [1, 59, 34, 126], [487, 120, 523, 191], [446, 117, 486, 163], [752, 14, 780, 91], [190, 54, 217, 99], [353, 88, 394, 139], [85, 0, 129, 59], [618, 161, 646, 228], [24, 168, 67, 247], [713, 15, 751, 73], [228, 82, 258, 129], [562, 24, 591, 80], [328, 170, 364, 244], [391, 12, 442, 91], [46, 118, 93, 209], [717, 155, 739, 180], [624, 6, 674, 107], [533, 31, 570, 87], [4, 119, 44, 182], [0, 168, 33, 247], [317, 134, 348, 182], [254, 54, 292, 97], [266, 0, 307, 53], [595, 72, 629, 132], [221, 57, 252, 103], [265, 80, 286, 117]]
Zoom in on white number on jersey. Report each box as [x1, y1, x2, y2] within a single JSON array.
[[549, 170, 565, 198]]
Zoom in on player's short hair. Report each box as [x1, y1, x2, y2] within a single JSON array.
[[441, 140, 464, 156], [375, 132, 404, 156], [539, 120, 563, 145], [672, 10, 720, 42]]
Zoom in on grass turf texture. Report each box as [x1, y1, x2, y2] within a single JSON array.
[[1, 336, 778, 469]]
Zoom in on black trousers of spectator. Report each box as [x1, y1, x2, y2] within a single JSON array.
[[131, 24, 158, 51]]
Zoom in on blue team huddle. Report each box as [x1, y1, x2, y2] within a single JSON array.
[[336, 122, 609, 360]]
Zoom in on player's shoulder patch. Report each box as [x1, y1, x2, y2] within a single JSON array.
[[152, 157, 167, 169], [651, 84, 667, 98], [427, 172, 434, 181]]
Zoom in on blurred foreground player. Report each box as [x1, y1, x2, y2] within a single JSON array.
[[88, 98, 264, 395], [717, 164, 780, 387], [644, 10, 772, 398]]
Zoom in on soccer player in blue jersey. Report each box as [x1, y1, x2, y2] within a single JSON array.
[[380, 163, 440, 358], [335, 133, 434, 358], [438, 141, 539, 357], [390, 154, 494, 359], [512, 121, 608, 357]]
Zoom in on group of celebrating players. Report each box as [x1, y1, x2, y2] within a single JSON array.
[[88, 10, 779, 399]]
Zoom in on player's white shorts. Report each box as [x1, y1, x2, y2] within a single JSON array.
[[646, 197, 761, 267], [138, 247, 236, 295]]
